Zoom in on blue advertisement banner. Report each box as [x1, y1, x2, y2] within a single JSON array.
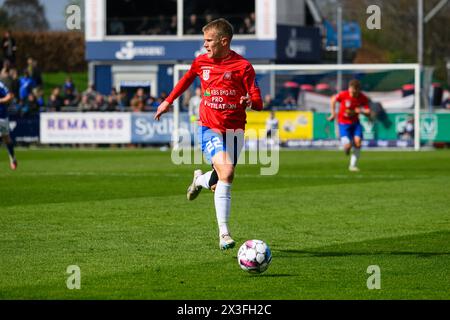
[[86, 40, 276, 61], [9, 116, 40, 143], [131, 113, 191, 144], [276, 25, 322, 63], [324, 20, 362, 49]]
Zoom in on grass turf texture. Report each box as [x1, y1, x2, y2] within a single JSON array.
[[0, 149, 449, 299]]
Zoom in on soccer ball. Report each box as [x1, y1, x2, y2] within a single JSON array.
[[237, 240, 272, 274]]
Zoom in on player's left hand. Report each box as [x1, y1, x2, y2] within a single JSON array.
[[240, 95, 252, 108], [154, 101, 171, 121]]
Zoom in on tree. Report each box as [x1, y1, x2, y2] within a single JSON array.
[[0, 7, 12, 29], [3, 0, 49, 31], [336, 0, 449, 83]]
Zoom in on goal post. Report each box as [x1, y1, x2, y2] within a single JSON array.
[[172, 63, 421, 151]]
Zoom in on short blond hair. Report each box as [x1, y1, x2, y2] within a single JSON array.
[[202, 18, 234, 40]]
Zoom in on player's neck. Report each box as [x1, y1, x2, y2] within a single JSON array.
[[212, 49, 232, 60]]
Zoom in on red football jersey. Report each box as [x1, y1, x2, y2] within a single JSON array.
[[165, 51, 263, 132], [335, 90, 370, 124]]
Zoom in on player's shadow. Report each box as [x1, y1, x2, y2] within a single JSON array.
[[274, 231, 450, 259], [275, 249, 450, 258]]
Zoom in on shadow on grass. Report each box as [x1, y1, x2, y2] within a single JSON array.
[[258, 274, 297, 278], [274, 231, 450, 259]]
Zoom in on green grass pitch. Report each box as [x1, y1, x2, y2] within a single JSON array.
[[0, 149, 449, 299]]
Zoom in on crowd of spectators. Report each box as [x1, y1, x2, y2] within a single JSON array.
[[185, 12, 256, 35], [0, 30, 176, 117], [109, 12, 256, 36]]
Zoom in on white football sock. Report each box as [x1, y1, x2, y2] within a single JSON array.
[[350, 148, 361, 167], [195, 170, 212, 189], [215, 180, 232, 236]]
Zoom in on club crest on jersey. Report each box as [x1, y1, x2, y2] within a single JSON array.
[[202, 69, 210, 80], [223, 72, 232, 80], [346, 100, 351, 107]]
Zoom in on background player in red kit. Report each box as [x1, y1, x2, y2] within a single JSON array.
[[154, 18, 263, 250], [328, 79, 371, 172]]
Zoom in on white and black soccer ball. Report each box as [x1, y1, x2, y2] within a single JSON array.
[[237, 240, 272, 274]]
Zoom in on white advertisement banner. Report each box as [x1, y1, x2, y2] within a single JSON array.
[[40, 113, 131, 143]]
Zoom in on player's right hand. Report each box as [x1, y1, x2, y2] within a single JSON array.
[[154, 101, 171, 121], [327, 114, 335, 122]]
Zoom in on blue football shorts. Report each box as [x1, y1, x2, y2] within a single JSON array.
[[198, 126, 244, 165], [338, 122, 363, 145]]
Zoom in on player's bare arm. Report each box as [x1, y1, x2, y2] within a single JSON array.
[[0, 93, 13, 104], [354, 106, 372, 118], [328, 95, 337, 121]]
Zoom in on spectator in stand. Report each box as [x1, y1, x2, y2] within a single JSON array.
[[168, 15, 177, 34], [109, 17, 125, 35], [62, 86, 80, 109], [136, 16, 152, 35], [78, 94, 92, 112], [25, 57, 43, 88], [107, 95, 118, 111], [106, 88, 119, 110], [150, 15, 170, 35], [144, 96, 158, 111], [1, 60, 11, 75], [283, 95, 297, 109], [239, 16, 255, 34], [263, 94, 276, 110], [9, 68, 19, 98], [93, 94, 108, 111], [19, 92, 40, 117], [249, 12, 256, 25], [19, 71, 36, 102], [117, 90, 129, 111], [47, 87, 63, 112], [82, 83, 98, 106], [204, 11, 214, 25], [32, 88, 45, 111], [2, 30, 17, 67], [159, 91, 168, 102], [0, 63, 12, 90], [186, 14, 201, 34], [443, 97, 450, 110], [63, 76, 76, 93], [130, 89, 146, 112]]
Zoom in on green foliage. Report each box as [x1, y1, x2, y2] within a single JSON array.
[[0, 8, 12, 29], [3, 0, 49, 31], [0, 149, 449, 299]]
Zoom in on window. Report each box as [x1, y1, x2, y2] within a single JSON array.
[[106, 0, 256, 36], [106, 0, 177, 35], [183, 0, 255, 35]]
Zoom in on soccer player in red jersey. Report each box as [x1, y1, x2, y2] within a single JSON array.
[[154, 18, 263, 250], [328, 80, 371, 172]]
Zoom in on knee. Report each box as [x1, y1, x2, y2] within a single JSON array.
[[217, 166, 235, 183]]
